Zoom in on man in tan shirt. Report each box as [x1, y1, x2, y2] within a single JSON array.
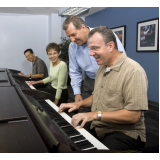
[[58, 26, 148, 151]]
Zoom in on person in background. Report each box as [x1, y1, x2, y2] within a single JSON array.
[[62, 15, 126, 113], [19, 48, 48, 79], [28, 43, 68, 106], [58, 26, 148, 151], [18, 48, 48, 88]]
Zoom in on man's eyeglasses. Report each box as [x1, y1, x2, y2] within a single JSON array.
[[89, 46, 101, 51], [89, 42, 111, 51]]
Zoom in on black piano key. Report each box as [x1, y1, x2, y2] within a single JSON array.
[[53, 118, 64, 122], [63, 130, 78, 135], [78, 144, 96, 150], [76, 141, 95, 150], [63, 128, 79, 133], [75, 140, 91, 146], [61, 126, 75, 131], [53, 117, 67, 121], [64, 131, 79, 136], [65, 132, 79, 137], [62, 127, 80, 134], [61, 125, 71, 128], [55, 120, 69, 124], [55, 121, 70, 126], [67, 132, 81, 137], [53, 117, 63, 120], [49, 112, 59, 115], [70, 136, 86, 142]]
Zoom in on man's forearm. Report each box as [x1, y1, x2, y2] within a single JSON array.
[[30, 74, 44, 79], [101, 109, 141, 124], [23, 74, 31, 78], [78, 95, 93, 108]]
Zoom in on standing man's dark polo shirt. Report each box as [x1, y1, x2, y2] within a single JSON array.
[[32, 56, 48, 79]]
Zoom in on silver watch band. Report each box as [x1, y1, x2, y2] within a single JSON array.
[[97, 111, 102, 121]]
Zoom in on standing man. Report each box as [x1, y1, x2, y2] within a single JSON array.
[[59, 26, 148, 151], [63, 15, 126, 112], [19, 48, 48, 88]]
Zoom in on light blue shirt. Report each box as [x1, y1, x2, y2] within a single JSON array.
[[68, 27, 126, 95]]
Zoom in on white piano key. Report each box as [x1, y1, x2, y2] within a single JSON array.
[[25, 81, 35, 89], [26, 82, 109, 150]]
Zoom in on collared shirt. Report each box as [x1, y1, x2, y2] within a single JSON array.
[[32, 56, 48, 79], [90, 52, 148, 142], [68, 27, 126, 95]]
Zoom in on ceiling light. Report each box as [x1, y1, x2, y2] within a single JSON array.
[[59, 7, 90, 16]]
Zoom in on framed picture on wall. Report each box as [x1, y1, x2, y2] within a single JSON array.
[[111, 25, 126, 49], [136, 18, 159, 52]]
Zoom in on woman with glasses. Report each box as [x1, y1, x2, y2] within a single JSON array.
[[28, 42, 68, 106]]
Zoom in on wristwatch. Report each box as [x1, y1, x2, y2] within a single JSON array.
[[97, 111, 102, 121]]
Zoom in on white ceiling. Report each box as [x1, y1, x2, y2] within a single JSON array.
[[0, 7, 107, 17]]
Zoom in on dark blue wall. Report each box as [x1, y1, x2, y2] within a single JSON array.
[[85, 7, 159, 103]]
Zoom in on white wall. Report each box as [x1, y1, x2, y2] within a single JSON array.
[[0, 13, 49, 74], [0, 13, 85, 78], [61, 16, 68, 38], [49, 13, 62, 44]]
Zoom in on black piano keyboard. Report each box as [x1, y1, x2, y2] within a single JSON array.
[[37, 100, 97, 151], [14, 79, 30, 89]]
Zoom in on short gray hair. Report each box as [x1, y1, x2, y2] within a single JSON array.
[[88, 26, 118, 49], [63, 15, 86, 30]]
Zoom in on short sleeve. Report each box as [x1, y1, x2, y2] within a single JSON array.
[[123, 69, 148, 111]]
